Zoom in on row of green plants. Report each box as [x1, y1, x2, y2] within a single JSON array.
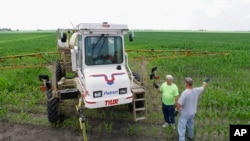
[[126, 31, 250, 140], [0, 31, 249, 140]]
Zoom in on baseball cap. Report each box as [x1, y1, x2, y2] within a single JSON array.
[[166, 75, 173, 80], [185, 77, 193, 85]]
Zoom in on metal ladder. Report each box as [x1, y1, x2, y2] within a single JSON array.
[[131, 87, 147, 122]]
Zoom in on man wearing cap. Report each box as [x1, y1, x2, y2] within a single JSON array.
[[158, 74, 179, 129], [176, 77, 209, 141]]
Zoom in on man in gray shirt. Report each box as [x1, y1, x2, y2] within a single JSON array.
[[176, 77, 209, 141]]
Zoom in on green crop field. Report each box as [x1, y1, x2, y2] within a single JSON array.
[[0, 31, 249, 141]]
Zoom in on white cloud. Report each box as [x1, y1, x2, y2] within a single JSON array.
[[1, 0, 250, 31]]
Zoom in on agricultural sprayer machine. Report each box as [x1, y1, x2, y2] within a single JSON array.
[[0, 22, 230, 141]]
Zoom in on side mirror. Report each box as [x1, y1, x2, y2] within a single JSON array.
[[129, 32, 134, 42], [61, 32, 67, 42]]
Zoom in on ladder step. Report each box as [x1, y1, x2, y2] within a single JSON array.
[[134, 98, 146, 101], [131, 88, 145, 94], [132, 87, 147, 122], [135, 107, 146, 111], [135, 117, 146, 121]]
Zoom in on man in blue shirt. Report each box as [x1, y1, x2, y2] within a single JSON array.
[[176, 77, 209, 141]]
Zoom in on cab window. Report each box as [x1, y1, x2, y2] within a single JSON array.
[[85, 36, 123, 65]]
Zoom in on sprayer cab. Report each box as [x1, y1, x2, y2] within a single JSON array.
[[56, 22, 135, 109]]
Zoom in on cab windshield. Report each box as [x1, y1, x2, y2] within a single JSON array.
[[85, 36, 123, 65]]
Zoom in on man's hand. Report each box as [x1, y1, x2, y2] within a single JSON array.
[[173, 106, 178, 116], [204, 77, 210, 83], [174, 110, 178, 116]]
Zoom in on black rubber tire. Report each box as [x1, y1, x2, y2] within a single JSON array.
[[56, 62, 63, 83], [132, 72, 141, 82], [46, 89, 60, 124]]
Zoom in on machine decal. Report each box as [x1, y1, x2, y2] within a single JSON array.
[[90, 72, 125, 85], [83, 91, 89, 97], [104, 90, 119, 95], [85, 99, 96, 104], [126, 95, 133, 99], [105, 99, 118, 106]]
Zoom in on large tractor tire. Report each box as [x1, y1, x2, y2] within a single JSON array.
[[46, 88, 60, 124], [46, 61, 63, 124], [132, 72, 141, 82], [56, 61, 64, 83]]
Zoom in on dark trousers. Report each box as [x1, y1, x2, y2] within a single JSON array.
[[162, 103, 175, 124]]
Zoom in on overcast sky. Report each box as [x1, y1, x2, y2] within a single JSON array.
[[1, 0, 250, 31]]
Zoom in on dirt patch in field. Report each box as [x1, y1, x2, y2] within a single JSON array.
[[0, 120, 82, 141], [0, 84, 179, 141], [0, 120, 173, 141]]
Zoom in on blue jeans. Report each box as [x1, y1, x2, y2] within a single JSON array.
[[162, 103, 175, 124], [178, 114, 195, 141]]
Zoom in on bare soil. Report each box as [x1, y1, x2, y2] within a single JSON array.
[[0, 120, 82, 141], [0, 120, 173, 141], [0, 85, 178, 141]]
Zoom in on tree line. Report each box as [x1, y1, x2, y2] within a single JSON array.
[[0, 28, 12, 31]]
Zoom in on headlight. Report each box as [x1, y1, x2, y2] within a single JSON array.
[[119, 88, 127, 94], [93, 91, 102, 98]]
